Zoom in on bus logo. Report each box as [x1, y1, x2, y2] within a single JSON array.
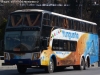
[[62, 30, 79, 40]]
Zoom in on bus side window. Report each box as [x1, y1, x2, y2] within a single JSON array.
[[50, 15, 54, 26], [93, 25, 97, 33], [86, 24, 88, 32], [52, 39, 59, 50], [70, 41, 77, 51], [81, 22, 85, 31], [76, 21, 79, 31], [71, 20, 74, 30], [81, 22, 84, 31], [50, 15, 58, 27], [62, 18, 65, 28], [88, 24, 90, 32], [54, 16, 59, 26], [43, 13, 50, 26], [67, 41, 70, 51], [59, 40, 64, 51], [68, 19, 72, 29], [74, 21, 77, 30], [64, 41, 68, 51], [59, 17, 63, 27], [80, 22, 82, 31], [62, 18, 69, 29], [84, 23, 86, 32], [89, 24, 92, 33]]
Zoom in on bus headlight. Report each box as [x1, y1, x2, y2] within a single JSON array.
[[32, 53, 40, 60], [34, 53, 38, 59], [4, 52, 10, 60]]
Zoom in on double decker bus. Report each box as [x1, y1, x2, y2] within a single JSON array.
[[2, 9, 99, 73]]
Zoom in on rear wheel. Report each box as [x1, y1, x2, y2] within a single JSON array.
[[85, 59, 90, 70], [44, 59, 54, 73], [80, 58, 85, 70], [73, 58, 85, 70], [17, 65, 27, 74]]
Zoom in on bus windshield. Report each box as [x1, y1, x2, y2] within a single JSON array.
[[5, 31, 40, 51], [8, 12, 42, 27]]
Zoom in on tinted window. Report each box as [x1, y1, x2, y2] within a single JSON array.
[[7, 12, 42, 27], [5, 31, 40, 51], [52, 39, 77, 51], [50, 15, 58, 27], [42, 13, 50, 26]]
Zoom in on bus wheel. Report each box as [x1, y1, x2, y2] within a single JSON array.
[[85, 60, 89, 70], [45, 59, 54, 73], [80, 58, 85, 70], [17, 65, 27, 74]]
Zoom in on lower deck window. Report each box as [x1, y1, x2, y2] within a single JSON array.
[[52, 39, 77, 51]]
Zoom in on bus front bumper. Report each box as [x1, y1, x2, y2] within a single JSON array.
[[2, 59, 41, 66]]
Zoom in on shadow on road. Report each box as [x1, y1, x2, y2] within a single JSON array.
[[0, 67, 91, 75]]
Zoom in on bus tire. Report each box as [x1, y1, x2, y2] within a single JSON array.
[[79, 58, 85, 70], [85, 57, 90, 69], [45, 59, 54, 73], [17, 65, 27, 74], [85, 61, 88, 70]]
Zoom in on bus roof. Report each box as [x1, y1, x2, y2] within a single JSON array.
[[13, 9, 97, 25], [13, 9, 44, 13]]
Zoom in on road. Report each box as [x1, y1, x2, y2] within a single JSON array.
[[0, 66, 100, 75]]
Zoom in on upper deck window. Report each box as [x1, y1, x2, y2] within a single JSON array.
[[7, 12, 42, 28]]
